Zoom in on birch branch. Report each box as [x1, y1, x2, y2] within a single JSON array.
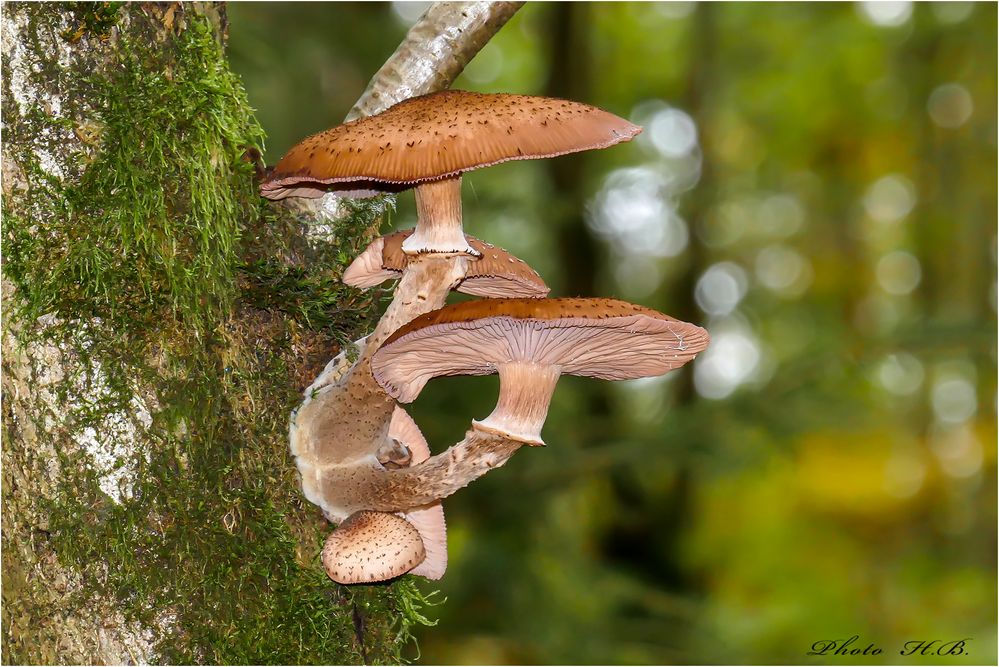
[[346, 1, 525, 121]]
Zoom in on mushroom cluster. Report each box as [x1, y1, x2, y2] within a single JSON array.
[[262, 90, 710, 585]]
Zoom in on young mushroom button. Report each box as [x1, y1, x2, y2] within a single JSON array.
[[371, 298, 711, 447], [321, 510, 425, 585], [259, 90, 642, 255]]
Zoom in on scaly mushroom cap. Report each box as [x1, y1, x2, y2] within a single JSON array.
[[389, 407, 448, 580], [343, 230, 549, 299], [371, 297, 710, 403], [260, 90, 642, 199], [322, 510, 426, 584]]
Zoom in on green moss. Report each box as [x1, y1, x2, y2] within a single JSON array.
[[7, 14, 259, 334], [240, 198, 394, 340], [2, 7, 435, 664], [60, 2, 122, 43]]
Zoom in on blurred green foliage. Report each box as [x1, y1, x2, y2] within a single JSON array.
[[228, 2, 997, 664]]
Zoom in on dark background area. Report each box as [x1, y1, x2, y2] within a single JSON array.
[[228, 3, 997, 663]]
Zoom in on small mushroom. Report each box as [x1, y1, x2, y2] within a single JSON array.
[[343, 230, 549, 299], [311, 405, 448, 583], [260, 90, 641, 255], [321, 510, 425, 584], [370, 298, 710, 446]]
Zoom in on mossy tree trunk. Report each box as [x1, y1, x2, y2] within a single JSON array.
[[2, 3, 428, 663]]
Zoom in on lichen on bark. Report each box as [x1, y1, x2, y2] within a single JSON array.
[[2, 3, 433, 663]]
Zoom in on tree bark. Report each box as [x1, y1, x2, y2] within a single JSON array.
[[346, 1, 525, 121], [1, 3, 419, 663]]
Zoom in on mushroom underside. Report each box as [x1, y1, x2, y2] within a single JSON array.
[[343, 229, 549, 298], [373, 313, 707, 404], [390, 406, 448, 580]]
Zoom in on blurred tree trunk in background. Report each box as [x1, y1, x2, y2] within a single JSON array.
[[544, 2, 612, 422], [647, 2, 720, 593], [545, 2, 601, 301], [1, 3, 407, 662]]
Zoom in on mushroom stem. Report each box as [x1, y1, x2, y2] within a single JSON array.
[[310, 430, 524, 516], [472, 361, 560, 446], [292, 254, 469, 467], [366, 252, 471, 349], [402, 177, 479, 256]]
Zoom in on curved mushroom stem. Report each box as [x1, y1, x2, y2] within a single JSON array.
[[292, 254, 469, 466], [367, 251, 471, 349], [472, 361, 560, 446], [310, 430, 524, 516], [402, 177, 480, 256]]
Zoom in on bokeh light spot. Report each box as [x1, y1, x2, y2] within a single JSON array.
[[463, 44, 505, 85], [755, 245, 813, 297], [695, 262, 749, 316], [927, 82, 974, 129], [876, 250, 922, 295], [694, 322, 762, 399], [653, 2, 696, 19], [863, 174, 916, 224], [930, 425, 984, 478], [390, 1, 431, 25], [875, 352, 924, 396], [649, 107, 698, 158], [932, 377, 978, 424], [931, 2, 975, 24], [588, 166, 690, 259], [858, 1, 912, 27], [759, 194, 806, 238]]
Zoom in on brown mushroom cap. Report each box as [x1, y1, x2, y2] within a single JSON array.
[[343, 230, 549, 299], [260, 90, 642, 199], [321, 510, 426, 584], [371, 297, 710, 403]]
